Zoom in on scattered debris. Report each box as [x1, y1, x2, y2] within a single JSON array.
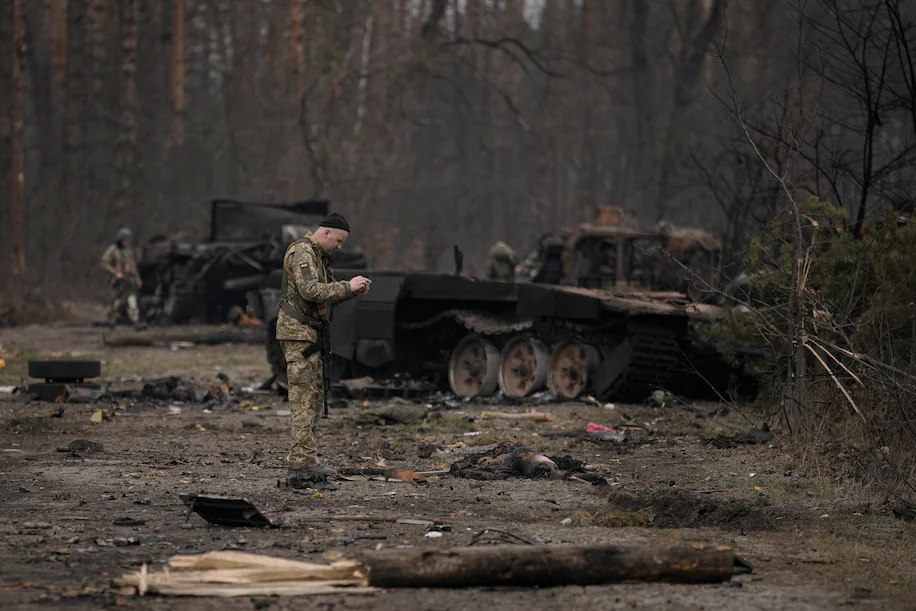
[[96, 537, 140, 547], [142, 376, 230, 403], [704, 425, 774, 449], [55, 439, 103, 454], [417, 440, 444, 458], [338, 375, 438, 400], [63, 386, 106, 403], [355, 401, 427, 425], [113, 517, 146, 527], [179, 494, 274, 528], [646, 389, 677, 407], [296, 514, 447, 526], [25, 382, 101, 402], [468, 528, 536, 546], [480, 411, 553, 422], [89, 409, 111, 423], [337, 468, 428, 484], [0, 385, 15, 393], [21, 522, 54, 529], [585, 422, 628, 443]]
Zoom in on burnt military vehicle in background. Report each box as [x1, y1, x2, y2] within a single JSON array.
[[516, 206, 725, 303], [136, 199, 367, 324], [247, 206, 759, 403]]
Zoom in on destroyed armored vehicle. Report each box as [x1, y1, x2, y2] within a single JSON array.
[[248, 215, 757, 403], [516, 207, 725, 303], [137, 199, 367, 324]]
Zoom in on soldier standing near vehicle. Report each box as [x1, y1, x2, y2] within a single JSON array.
[[100, 227, 143, 327], [276, 212, 371, 486], [486, 241, 517, 282]]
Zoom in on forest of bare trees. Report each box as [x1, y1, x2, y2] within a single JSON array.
[[2, 0, 915, 297]]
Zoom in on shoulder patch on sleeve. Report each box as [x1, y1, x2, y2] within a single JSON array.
[[299, 261, 309, 269]]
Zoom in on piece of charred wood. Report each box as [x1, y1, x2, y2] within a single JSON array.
[[703, 424, 773, 449], [357, 543, 751, 587]]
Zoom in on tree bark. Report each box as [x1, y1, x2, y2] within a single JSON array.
[[289, 0, 306, 101], [10, 0, 27, 300], [653, 0, 725, 221], [116, 0, 138, 213], [359, 544, 745, 587], [86, 0, 106, 96], [171, 0, 187, 145]]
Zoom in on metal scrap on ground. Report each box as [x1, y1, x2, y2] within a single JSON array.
[[178, 494, 274, 528]]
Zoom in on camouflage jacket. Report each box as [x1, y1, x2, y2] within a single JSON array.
[[100, 243, 139, 284], [275, 232, 355, 342]]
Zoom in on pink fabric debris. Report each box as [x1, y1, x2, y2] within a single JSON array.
[[587, 422, 617, 434]]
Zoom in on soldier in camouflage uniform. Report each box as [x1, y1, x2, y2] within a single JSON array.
[[486, 241, 517, 282], [276, 213, 371, 484], [100, 227, 143, 327]]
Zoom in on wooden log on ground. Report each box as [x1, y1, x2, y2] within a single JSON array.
[[359, 544, 748, 587], [102, 326, 262, 347], [480, 411, 553, 422]]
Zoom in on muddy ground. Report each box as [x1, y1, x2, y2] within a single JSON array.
[[1, 318, 914, 610]]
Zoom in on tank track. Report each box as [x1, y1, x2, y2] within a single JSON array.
[[603, 324, 683, 402], [401, 308, 687, 402], [533, 318, 684, 402]]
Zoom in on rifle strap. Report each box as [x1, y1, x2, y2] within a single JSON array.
[[281, 301, 324, 329], [300, 341, 322, 361]]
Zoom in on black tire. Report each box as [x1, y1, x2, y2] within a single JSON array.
[[28, 360, 101, 380], [28, 382, 100, 402]]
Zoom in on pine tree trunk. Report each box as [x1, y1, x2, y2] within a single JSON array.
[[10, 0, 27, 300], [116, 0, 138, 213], [289, 0, 306, 101], [171, 0, 187, 145]]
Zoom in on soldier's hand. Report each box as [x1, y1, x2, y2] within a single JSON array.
[[349, 275, 371, 295], [116, 272, 124, 280]]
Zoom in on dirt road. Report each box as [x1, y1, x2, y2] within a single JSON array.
[[0, 322, 912, 610]]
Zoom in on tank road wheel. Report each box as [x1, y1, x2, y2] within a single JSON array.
[[546, 342, 600, 400], [497, 336, 549, 398], [448, 335, 500, 399]]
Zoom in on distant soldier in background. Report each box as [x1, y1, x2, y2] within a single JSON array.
[[486, 241, 517, 282], [100, 227, 143, 327]]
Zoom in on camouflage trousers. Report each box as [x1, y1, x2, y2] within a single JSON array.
[[280, 339, 324, 469], [108, 283, 139, 324]]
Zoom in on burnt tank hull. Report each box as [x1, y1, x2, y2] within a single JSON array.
[[250, 269, 757, 403]]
